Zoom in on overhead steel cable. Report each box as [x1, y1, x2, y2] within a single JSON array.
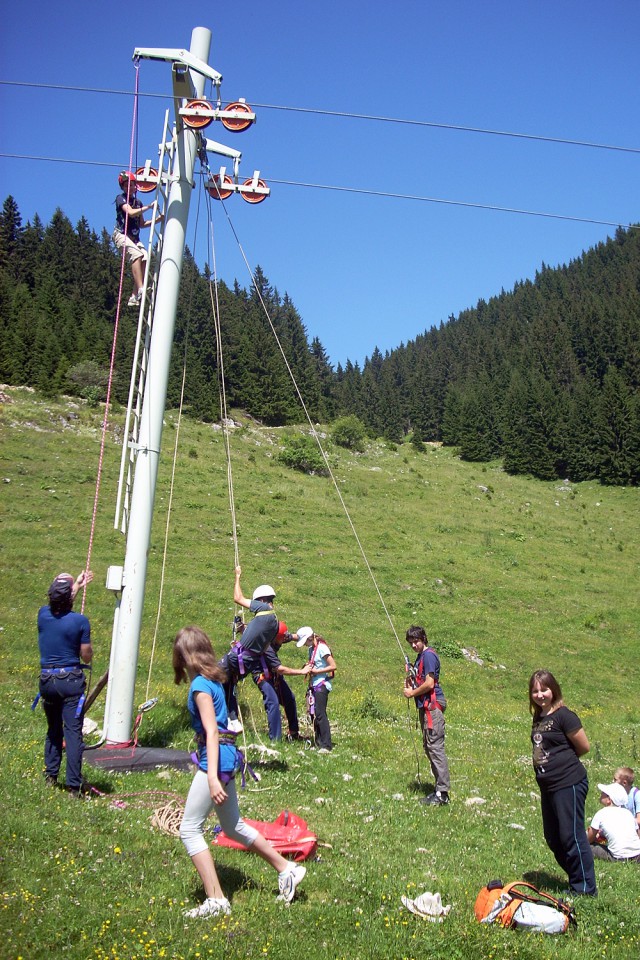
[[0, 152, 636, 229], [267, 177, 638, 229], [1, 79, 639, 154]]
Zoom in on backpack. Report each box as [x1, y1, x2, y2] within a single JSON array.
[[474, 880, 577, 934]]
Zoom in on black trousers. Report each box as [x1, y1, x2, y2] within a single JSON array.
[[539, 776, 597, 895], [312, 685, 332, 750]]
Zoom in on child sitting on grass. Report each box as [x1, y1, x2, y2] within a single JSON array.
[[587, 782, 640, 862], [613, 766, 640, 834]]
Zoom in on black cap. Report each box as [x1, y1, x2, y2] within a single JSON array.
[[48, 573, 74, 604]]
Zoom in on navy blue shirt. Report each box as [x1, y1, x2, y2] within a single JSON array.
[[414, 647, 444, 708], [38, 606, 90, 667], [115, 192, 143, 240], [237, 600, 279, 656]]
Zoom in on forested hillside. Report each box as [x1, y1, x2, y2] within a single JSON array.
[[1, 195, 638, 484]]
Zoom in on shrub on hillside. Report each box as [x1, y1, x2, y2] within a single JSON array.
[[331, 415, 366, 452], [278, 435, 329, 476], [66, 360, 110, 405]]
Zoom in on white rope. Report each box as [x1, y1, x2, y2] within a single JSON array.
[[206, 193, 407, 659], [143, 184, 203, 702]]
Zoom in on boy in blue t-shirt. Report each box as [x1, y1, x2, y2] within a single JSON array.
[[614, 766, 640, 835]]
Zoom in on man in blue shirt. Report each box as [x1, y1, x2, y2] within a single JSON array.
[[37, 570, 93, 794]]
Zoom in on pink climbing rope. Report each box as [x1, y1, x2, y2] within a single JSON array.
[[81, 62, 141, 613]]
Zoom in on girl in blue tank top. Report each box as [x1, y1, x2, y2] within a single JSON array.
[[173, 625, 306, 920]]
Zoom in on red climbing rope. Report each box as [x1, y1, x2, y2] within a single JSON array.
[[81, 62, 141, 613]]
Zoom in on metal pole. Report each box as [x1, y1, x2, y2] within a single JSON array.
[[103, 27, 212, 744]]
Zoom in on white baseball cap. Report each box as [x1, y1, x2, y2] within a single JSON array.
[[296, 626, 314, 647], [598, 782, 628, 807]]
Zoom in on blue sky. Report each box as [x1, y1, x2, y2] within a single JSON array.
[[1, 1, 638, 367]]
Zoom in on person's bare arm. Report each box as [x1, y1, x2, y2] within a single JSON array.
[[233, 566, 250, 609], [567, 727, 590, 756]]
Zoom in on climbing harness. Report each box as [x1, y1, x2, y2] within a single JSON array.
[[31, 664, 91, 715], [414, 647, 443, 731]]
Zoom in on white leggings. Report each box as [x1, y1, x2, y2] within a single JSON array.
[[180, 769, 259, 858]]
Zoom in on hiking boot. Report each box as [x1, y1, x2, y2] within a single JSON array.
[[421, 790, 450, 806], [44, 775, 58, 788], [67, 781, 94, 799], [277, 864, 306, 903], [184, 897, 231, 919]]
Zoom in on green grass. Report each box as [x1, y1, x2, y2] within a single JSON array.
[[0, 385, 639, 960]]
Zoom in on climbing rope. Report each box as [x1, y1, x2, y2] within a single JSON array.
[[142, 180, 203, 705], [204, 185, 240, 568], [202, 185, 281, 758], [206, 190, 407, 658], [204, 182, 422, 775], [81, 61, 141, 616]]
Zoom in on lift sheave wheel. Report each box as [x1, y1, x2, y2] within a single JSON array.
[[206, 174, 234, 201], [135, 167, 159, 193], [241, 178, 268, 204], [183, 99, 214, 129], [221, 101, 254, 133]]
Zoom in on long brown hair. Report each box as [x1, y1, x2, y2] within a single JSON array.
[[528, 669, 564, 719], [173, 625, 227, 685]]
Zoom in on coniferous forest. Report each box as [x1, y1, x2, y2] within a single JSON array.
[[1, 195, 639, 485]]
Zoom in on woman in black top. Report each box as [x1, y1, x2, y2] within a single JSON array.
[[529, 670, 597, 896]]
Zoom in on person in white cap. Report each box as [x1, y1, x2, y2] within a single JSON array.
[[296, 627, 336, 752], [221, 567, 310, 727], [587, 783, 640, 862]]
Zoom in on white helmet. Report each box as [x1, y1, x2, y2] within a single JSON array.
[[252, 584, 276, 601]]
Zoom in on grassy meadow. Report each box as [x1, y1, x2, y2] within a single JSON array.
[[0, 385, 638, 960]]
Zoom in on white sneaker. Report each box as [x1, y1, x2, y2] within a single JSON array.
[[277, 864, 306, 903], [184, 896, 231, 919], [127, 294, 139, 307]]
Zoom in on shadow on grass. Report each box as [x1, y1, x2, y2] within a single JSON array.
[[407, 777, 435, 798], [253, 758, 289, 774], [522, 869, 565, 892], [191, 862, 308, 904]]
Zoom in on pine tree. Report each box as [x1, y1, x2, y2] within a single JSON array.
[[597, 367, 640, 485], [0, 196, 23, 281]]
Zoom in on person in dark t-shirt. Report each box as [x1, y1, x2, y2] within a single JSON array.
[[37, 569, 94, 793], [529, 669, 596, 896], [221, 566, 309, 726], [112, 171, 158, 307]]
